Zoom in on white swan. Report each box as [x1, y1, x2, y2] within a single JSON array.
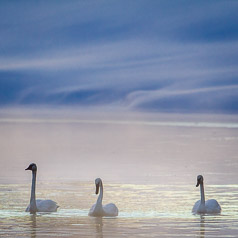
[[25, 163, 59, 213], [88, 178, 118, 217], [192, 175, 221, 214]]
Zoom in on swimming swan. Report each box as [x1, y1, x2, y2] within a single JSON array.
[[88, 178, 118, 217], [192, 175, 221, 214], [25, 163, 59, 213]]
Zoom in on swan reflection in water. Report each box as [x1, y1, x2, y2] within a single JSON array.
[[90, 217, 103, 238], [30, 214, 37, 238], [199, 215, 205, 238]]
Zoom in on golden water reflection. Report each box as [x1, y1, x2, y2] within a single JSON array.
[[199, 215, 205, 238], [0, 182, 238, 237], [30, 215, 36, 238]]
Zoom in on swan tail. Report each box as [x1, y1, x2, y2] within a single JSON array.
[[103, 203, 119, 216], [36, 199, 59, 212], [205, 199, 221, 213]]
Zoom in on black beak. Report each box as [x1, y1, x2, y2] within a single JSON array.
[[25, 166, 31, 170], [95, 183, 99, 194], [196, 181, 200, 187]]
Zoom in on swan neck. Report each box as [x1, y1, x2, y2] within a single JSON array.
[[30, 170, 37, 213], [200, 182, 205, 205], [97, 182, 103, 205]]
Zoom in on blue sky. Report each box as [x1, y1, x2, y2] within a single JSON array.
[[0, 0, 238, 113]]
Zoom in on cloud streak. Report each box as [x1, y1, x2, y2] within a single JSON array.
[[126, 85, 238, 107], [0, 1, 238, 113]]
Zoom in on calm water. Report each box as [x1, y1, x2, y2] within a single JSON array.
[[0, 111, 238, 237], [0, 182, 238, 237]]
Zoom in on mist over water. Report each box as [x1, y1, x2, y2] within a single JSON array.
[[0, 108, 238, 237], [1, 108, 238, 184]]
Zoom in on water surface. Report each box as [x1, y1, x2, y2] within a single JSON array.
[[0, 111, 238, 237]]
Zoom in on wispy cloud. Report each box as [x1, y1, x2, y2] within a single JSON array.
[[126, 85, 238, 107], [0, 1, 238, 113]]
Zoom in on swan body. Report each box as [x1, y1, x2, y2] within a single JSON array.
[[25, 163, 59, 213], [25, 199, 58, 213], [192, 175, 221, 214], [88, 178, 118, 217], [192, 199, 221, 214]]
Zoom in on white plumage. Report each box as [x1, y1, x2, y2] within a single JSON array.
[[25, 199, 58, 213], [192, 175, 221, 214], [25, 163, 59, 213], [88, 178, 118, 217]]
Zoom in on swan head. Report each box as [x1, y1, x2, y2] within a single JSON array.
[[25, 163, 37, 172], [95, 178, 102, 194], [196, 175, 204, 187]]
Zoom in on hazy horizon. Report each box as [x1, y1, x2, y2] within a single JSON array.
[[1, 108, 237, 185]]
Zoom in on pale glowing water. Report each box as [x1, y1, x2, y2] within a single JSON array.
[[0, 182, 238, 237], [0, 110, 238, 237]]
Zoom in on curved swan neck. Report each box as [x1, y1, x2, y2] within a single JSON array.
[[30, 170, 37, 213], [200, 182, 205, 205], [97, 181, 103, 205]]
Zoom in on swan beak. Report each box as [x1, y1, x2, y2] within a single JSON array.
[[196, 181, 199, 187], [25, 167, 30, 170], [95, 183, 99, 194]]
